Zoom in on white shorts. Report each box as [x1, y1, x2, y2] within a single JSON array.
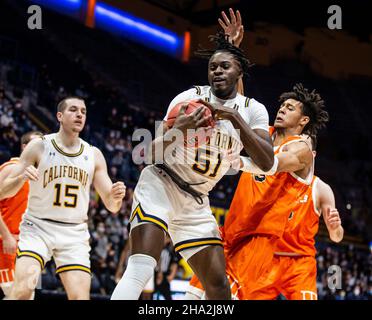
[[129, 166, 222, 261], [17, 214, 91, 275]]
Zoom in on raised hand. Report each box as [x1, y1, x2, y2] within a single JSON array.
[[218, 8, 244, 47]]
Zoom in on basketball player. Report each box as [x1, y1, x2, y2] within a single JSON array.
[[0, 131, 43, 298], [247, 166, 344, 300], [111, 33, 276, 300], [2, 97, 126, 300], [185, 83, 331, 300]]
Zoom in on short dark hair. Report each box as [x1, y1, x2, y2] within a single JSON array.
[[279, 83, 329, 137], [57, 96, 85, 112], [21, 131, 43, 145], [195, 32, 253, 75]]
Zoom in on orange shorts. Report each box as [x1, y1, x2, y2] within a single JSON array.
[[0, 241, 16, 284], [186, 235, 276, 300], [249, 255, 318, 300]]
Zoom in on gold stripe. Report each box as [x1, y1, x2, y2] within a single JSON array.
[[17, 249, 44, 269], [245, 98, 250, 108], [130, 205, 168, 232], [51, 139, 84, 157], [56, 265, 91, 274], [175, 239, 222, 252], [194, 86, 201, 95]]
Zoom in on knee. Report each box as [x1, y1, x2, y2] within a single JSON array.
[[204, 272, 229, 292], [9, 284, 34, 300]]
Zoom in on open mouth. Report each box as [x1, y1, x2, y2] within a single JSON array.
[[275, 116, 284, 122]]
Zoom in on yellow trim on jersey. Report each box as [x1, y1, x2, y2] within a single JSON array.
[[16, 248, 45, 269], [51, 139, 84, 157], [245, 97, 250, 108], [174, 239, 223, 252], [194, 86, 201, 95], [130, 204, 168, 232], [56, 265, 91, 275]]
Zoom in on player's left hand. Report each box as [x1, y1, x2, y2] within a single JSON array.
[[326, 207, 342, 230], [197, 99, 237, 121], [111, 181, 126, 200]]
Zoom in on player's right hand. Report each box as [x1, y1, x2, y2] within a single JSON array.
[[218, 8, 244, 47], [2, 234, 17, 255], [173, 104, 213, 134], [21, 165, 39, 181]]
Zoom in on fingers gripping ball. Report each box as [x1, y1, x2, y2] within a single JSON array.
[[166, 100, 216, 147]]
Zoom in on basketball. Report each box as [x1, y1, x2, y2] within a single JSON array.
[[165, 100, 215, 128], [165, 100, 215, 147]]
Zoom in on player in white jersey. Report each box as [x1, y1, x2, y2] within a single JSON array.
[[2, 97, 126, 300], [111, 33, 276, 300]]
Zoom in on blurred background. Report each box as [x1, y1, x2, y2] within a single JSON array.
[[0, 0, 371, 300]]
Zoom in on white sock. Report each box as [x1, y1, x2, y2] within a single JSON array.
[[111, 254, 157, 300], [183, 285, 204, 300]]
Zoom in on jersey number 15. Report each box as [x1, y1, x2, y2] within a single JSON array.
[[53, 183, 79, 208]]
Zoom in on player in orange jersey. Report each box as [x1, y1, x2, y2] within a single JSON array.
[[185, 83, 330, 300], [0, 131, 43, 297], [251, 182, 343, 300], [247, 136, 344, 300]]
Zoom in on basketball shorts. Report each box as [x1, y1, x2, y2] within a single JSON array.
[[0, 240, 16, 285], [249, 254, 318, 300], [17, 214, 91, 275], [129, 165, 222, 261], [186, 234, 276, 300]]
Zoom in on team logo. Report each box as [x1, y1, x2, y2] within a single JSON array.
[[253, 174, 266, 182]]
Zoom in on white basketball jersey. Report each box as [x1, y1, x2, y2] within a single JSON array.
[[25, 133, 95, 224], [162, 85, 269, 194]]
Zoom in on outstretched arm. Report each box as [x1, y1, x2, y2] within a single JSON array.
[[317, 179, 344, 243], [218, 8, 244, 47], [238, 139, 312, 175], [0, 138, 43, 200], [276, 140, 313, 173], [93, 147, 126, 213], [219, 8, 245, 95]]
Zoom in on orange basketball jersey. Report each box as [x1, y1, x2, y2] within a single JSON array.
[[274, 176, 320, 257], [0, 158, 29, 235], [223, 128, 313, 250]]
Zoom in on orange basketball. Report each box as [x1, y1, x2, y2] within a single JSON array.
[[165, 100, 215, 147]]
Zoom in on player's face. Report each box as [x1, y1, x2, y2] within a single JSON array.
[[274, 98, 308, 130], [208, 51, 242, 99], [58, 99, 87, 133]]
